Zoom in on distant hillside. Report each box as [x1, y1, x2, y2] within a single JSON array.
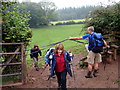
[[57, 6, 101, 21]]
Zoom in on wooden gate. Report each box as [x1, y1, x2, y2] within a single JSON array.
[[0, 43, 27, 87]]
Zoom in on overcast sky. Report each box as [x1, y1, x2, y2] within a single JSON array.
[[19, 0, 120, 8]]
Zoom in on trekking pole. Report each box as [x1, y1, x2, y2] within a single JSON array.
[[71, 63, 77, 89], [49, 76, 52, 88], [69, 53, 77, 89], [41, 64, 48, 74], [41, 64, 52, 89], [47, 71, 52, 89]]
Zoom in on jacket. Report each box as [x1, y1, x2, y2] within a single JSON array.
[[44, 51, 72, 78], [30, 48, 42, 58]]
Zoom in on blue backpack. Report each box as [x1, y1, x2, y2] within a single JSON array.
[[90, 33, 104, 53]]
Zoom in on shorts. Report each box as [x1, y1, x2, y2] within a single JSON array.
[[86, 51, 102, 64]]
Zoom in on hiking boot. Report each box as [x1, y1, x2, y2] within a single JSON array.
[[85, 71, 92, 78], [93, 70, 98, 77]]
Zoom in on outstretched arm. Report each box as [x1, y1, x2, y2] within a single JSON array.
[[68, 34, 90, 40], [68, 36, 83, 40]]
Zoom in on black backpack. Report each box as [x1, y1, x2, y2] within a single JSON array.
[[90, 33, 104, 53]]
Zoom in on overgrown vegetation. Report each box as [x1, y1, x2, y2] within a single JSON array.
[[2, 1, 32, 60], [1, 2, 32, 83], [2, 2, 32, 45], [85, 2, 120, 53]]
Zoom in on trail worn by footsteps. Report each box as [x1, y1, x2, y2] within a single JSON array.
[[14, 53, 119, 88]]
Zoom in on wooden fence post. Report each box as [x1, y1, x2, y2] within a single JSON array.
[[111, 45, 119, 61], [21, 43, 27, 84], [0, 43, 26, 87]]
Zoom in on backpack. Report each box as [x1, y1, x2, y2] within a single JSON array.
[[90, 33, 104, 53], [46, 48, 54, 57]]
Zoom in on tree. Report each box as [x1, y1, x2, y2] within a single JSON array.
[[1, 2, 32, 62], [2, 2, 32, 44], [39, 1, 58, 22], [22, 2, 45, 28], [22, 1, 58, 28]]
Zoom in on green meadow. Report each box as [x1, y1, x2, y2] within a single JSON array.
[[27, 24, 88, 66]]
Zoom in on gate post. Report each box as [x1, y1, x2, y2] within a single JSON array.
[[21, 43, 27, 84]]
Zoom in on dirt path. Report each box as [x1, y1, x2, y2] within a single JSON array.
[[15, 53, 119, 88]]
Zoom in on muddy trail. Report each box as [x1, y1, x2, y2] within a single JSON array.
[[15, 53, 119, 88]]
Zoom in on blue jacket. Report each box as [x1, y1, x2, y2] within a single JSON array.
[[44, 51, 72, 78]]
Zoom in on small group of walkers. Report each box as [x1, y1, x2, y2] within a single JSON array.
[[30, 26, 110, 90]]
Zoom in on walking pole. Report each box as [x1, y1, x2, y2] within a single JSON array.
[[71, 63, 77, 89], [47, 73, 52, 89], [69, 52, 77, 89], [41, 64, 52, 89], [49, 76, 52, 88], [41, 64, 48, 74]]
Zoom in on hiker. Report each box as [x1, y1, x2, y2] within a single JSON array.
[[44, 47, 55, 66], [45, 44, 72, 90], [30, 44, 42, 71], [69, 26, 110, 78]]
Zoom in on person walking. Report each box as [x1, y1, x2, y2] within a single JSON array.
[[69, 26, 109, 78], [30, 44, 42, 71], [45, 44, 72, 90]]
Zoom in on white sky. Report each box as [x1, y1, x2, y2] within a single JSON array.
[[19, 0, 120, 8]]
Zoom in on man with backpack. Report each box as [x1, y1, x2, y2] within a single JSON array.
[[69, 26, 110, 78]]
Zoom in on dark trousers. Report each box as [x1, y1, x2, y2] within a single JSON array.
[[56, 69, 67, 89], [33, 57, 38, 67]]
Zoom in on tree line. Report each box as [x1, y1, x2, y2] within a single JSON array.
[[17, 2, 102, 28], [57, 6, 100, 21]]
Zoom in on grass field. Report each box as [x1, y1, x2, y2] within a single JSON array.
[[27, 24, 88, 66]]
